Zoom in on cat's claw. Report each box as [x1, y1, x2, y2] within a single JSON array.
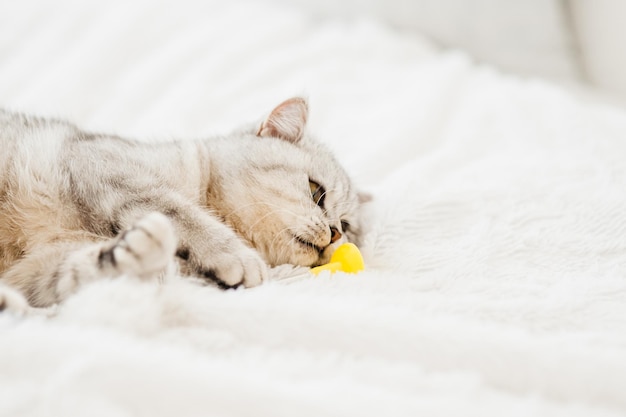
[[205, 244, 267, 288]]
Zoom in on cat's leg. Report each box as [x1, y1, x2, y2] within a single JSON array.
[[159, 205, 268, 288], [1, 212, 176, 308], [172, 210, 268, 289], [55, 211, 177, 299], [116, 200, 267, 289]]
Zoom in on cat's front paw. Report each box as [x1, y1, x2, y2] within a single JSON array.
[[201, 244, 267, 289], [102, 212, 177, 280]]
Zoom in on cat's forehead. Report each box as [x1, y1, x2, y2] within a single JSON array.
[[257, 136, 343, 174], [303, 141, 350, 182], [245, 134, 356, 201]]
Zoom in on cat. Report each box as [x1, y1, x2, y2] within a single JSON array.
[[0, 97, 368, 315]]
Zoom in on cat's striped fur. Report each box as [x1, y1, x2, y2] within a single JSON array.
[[0, 98, 365, 314]]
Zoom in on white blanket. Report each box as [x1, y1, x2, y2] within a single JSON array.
[[1, 1, 626, 416]]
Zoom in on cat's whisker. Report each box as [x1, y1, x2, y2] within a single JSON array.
[[268, 226, 301, 263], [245, 212, 288, 239], [269, 225, 298, 247], [322, 202, 355, 223]]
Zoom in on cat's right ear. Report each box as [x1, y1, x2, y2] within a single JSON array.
[[256, 97, 308, 144]]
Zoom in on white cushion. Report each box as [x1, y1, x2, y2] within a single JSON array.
[[273, 0, 582, 82]]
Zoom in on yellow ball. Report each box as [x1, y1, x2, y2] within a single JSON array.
[[310, 243, 365, 275]]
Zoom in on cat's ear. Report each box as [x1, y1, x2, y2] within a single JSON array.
[[358, 192, 373, 204], [256, 97, 308, 143]]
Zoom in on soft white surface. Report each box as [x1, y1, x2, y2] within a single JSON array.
[[1, 1, 626, 416]]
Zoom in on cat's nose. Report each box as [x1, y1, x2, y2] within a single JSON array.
[[329, 226, 342, 244]]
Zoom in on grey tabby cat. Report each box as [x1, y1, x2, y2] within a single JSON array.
[[0, 97, 366, 315]]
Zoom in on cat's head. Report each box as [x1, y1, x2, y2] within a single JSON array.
[[211, 97, 370, 267]]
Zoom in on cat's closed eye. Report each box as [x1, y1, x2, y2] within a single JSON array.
[[340, 220, 350, 232], [309, 179, 326, 208]]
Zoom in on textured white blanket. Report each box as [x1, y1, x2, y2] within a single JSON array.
[[1, 1, 626, 416]]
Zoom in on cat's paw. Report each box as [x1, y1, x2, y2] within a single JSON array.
[[201, 244, 267, 289], [0, 284, 29, 316], [103, 212, 177, 279]]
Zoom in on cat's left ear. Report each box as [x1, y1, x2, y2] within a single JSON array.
[[358, 192, 373, 204], [256, 97, 308, 143]]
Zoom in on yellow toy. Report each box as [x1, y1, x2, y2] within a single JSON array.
[[310, 243, 365, 275]]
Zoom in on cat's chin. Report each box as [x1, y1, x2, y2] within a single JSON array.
[[296, 242, 335, 268], [265, 244, 329, 268], [293, 236, 323, 256], [301, 249, 333, 268]]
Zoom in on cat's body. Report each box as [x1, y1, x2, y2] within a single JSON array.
[[0, 98, 364, 313]]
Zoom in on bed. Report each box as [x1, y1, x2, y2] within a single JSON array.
[[1, 1, 626, 416]]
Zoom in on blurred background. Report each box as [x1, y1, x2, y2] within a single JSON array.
[[273, 0, 626, 105]]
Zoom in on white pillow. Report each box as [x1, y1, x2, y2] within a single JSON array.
[[571, 0, 626, 100], [273, 0, 582, 82]]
